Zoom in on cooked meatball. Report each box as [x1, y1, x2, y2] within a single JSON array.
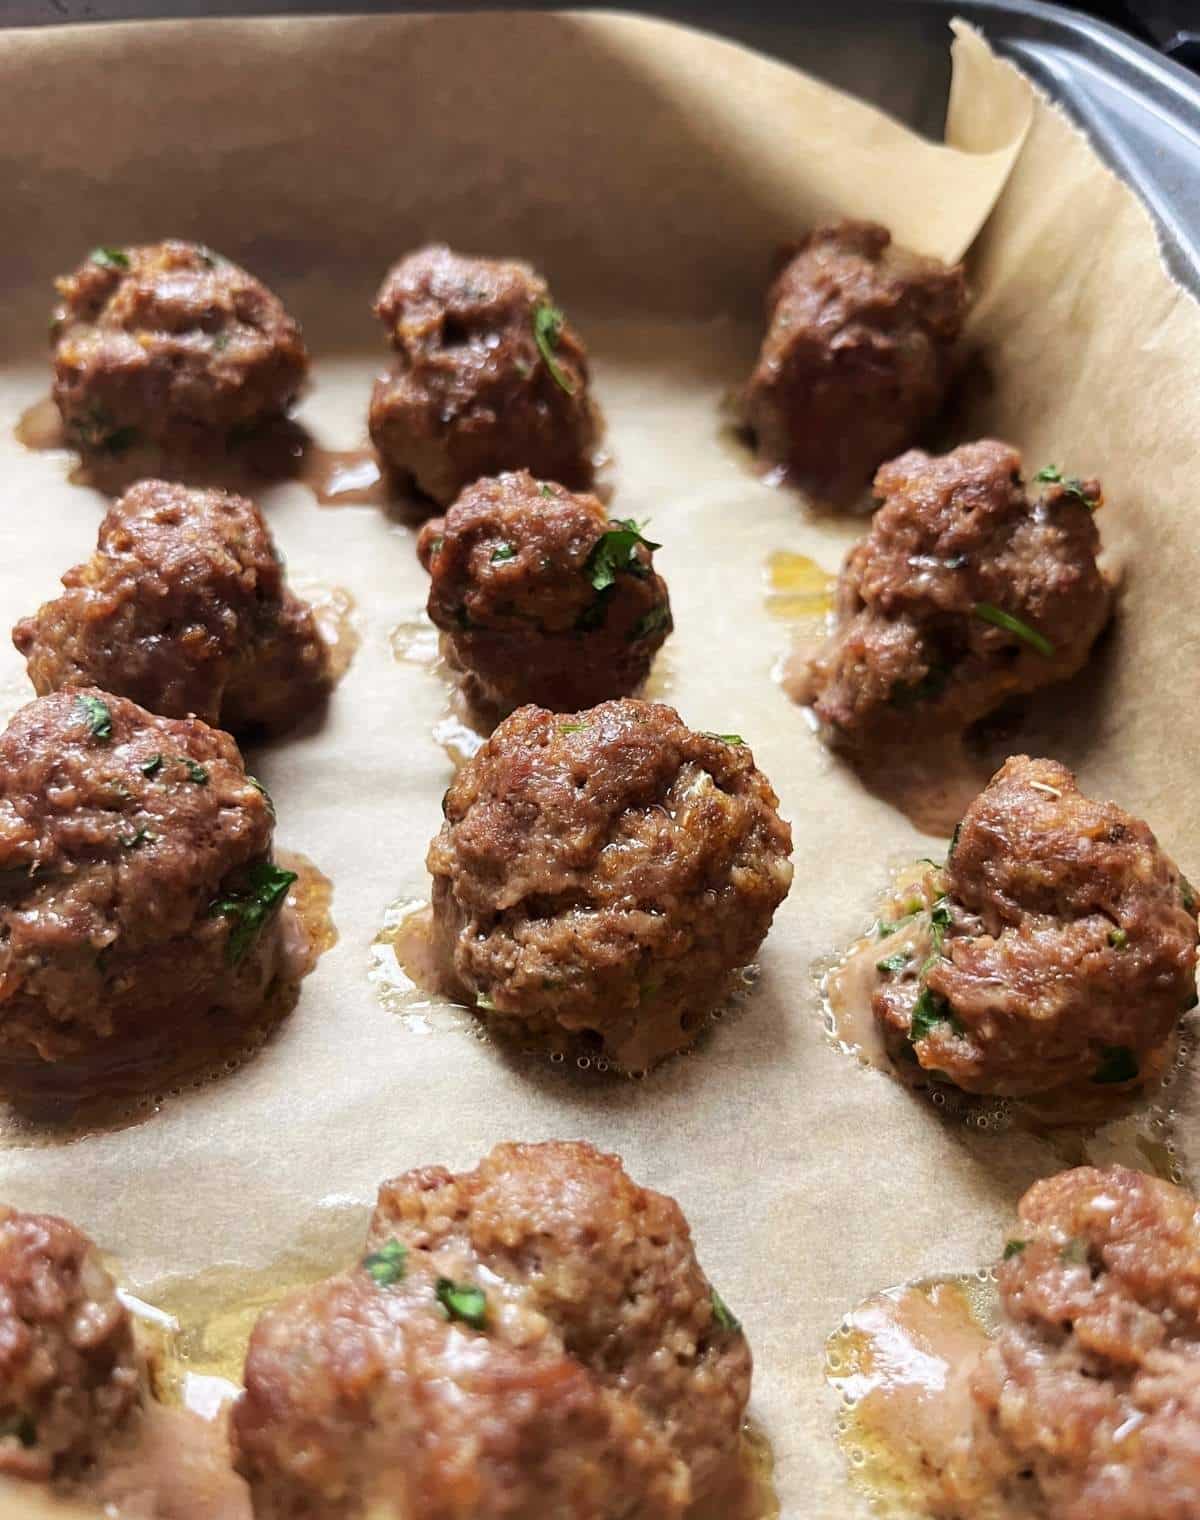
[[368, 245, 599, 506], [803, 440, 1113, 748], [50, 240, 308, 456], [0, 689, 296, 1067], [415, 471, 671, 714], [742, 220, 968, 504], [234, 1141, 750, 1519], [873, 756, 1199, 1096], [964, 1166, 1200, 1519], [0, 1208, 140, 1482], [427, 699, 793, 1068], [13, 480, 332, 735]]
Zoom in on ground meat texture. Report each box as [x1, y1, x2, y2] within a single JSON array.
[[13, 480, 331, 735], [0, 689, 292, 1066], [50, 241, 308, 455], [427, 700, 794, 1068], [962, 1166, 1200, 1520], [234, 1141, 749, 1518], [368, 245, 599, 507], [742, 220, 968, 504], [804, 440, 1113, 748], [874, 756, 1199, 1096], [0, 1209, 140, 1482], [416, 471, 671, 715]]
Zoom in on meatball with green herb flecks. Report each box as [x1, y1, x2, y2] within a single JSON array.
[[872, 756, 1198, 1096], [416, 470, 671, 715], [13, 480, 331, 736], [368, 245, 600, 507], [234, 1141, 751, 1519], [0, 689, 296, 1072], [426, 699, 793, 1069], [800, 440, 1114, 749], [50, 241, 308, 458], [742, 220, 968, 506]]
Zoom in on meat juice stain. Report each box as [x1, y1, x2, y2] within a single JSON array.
[[15, 396, 65, 451], [821, 860, 1194, 1185], [289, 580, 361, 683], [0, 852, 335, 1147], [389, 612, 489, 767]]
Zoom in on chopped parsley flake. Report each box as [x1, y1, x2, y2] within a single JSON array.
[[1034, 465, 1100, 508], [876, 951, 909, 976], [1108, 928, 1128, 949], [247, 776, 275, 815], [209, 861, 297, 965], [585, 520, 659, 591], [490, 543, 517, 563], [1003, 1239, 1026, 1260], [973, 602, 1055, 658], [909, 986, 962, 1044], [75, 693, 112, 742], [362, 1238, 407, 1287], [710, 1288, 741, 1333], [179, 757, 209, 784], [1183, 878, 1196, 914], [704, 733, 745, 745], [1091, 1045, 1139, 1085], [558, 722, 589, 734], [436, 1277, 488, 1329], [139, 753, 163, 777], [119, 826, 156, 850], [90, 246, 130, 270], [532, 302, 576, 394]]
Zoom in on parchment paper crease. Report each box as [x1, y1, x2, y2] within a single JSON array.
[[0, 12, 1195, 1517]]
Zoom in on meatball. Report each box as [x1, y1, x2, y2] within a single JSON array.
[[427, 699, 793, 1068], [803, 440, 1113, 748], [0, 1208, 140, 1482], [13, 480, 332, 735], [742, 220, 968, 504], [873, 756, 1199, 1096], [234, 1141, 750, 1518], [50, 240, 308, 456], [368, 245, 599, 506], [415, 471, 671, 715], [964, 1166, 1200, 1519], [0, 689, 296, 1067]]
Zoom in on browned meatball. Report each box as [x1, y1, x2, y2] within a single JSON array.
[[368, 245, 599, 506], [873, 756, 1198, 1096], [965, 1166, 1200, 1519], [427, 700, 793, 1068], [803, 441, 1113, 749], [0, 1209, 140, 1483], [0, 690, 296, 1067], [415, 471, 671, 715], [51, 241, 308, 455], [234, 1141, 750, 1519], [742, 220, 968, 504], [13, 480, 331, 735]]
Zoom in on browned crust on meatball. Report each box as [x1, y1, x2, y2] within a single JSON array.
[[742, 220, 968, 504], [804, 440, 1113, 749], [427, 700, 793, 1068], [965, 1166, 1200, 1520], [51, 241, 308, 455], [873, 757, 1199, 1096], [13, 480, 331, 735], [415, 471, 671, 714], [0, 690, 288, 1065], [234, 1141, 749, 1518], [368, 245, 600, 506], [0, 1209, 140, 1482]]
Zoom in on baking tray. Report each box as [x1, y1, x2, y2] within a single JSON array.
[[6, 0, 1200, 285]]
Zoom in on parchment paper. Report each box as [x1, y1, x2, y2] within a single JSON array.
[[0, 11, 1195, 1517]]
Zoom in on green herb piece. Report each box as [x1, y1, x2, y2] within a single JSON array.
[[890, 666, 949, 708], [0, 1414, 36, 1448], [427, 535, 444, 557], [436, 1277, 488, 1329], [119, 826, 156, 850], [1061, 1237, 1090, 1266], [876, 952, 910, 976], [710, 1288, 741, 1333], [1108, 928, 1129, 949], [1183, 878, 1197, 914], [490, 543, 517, 563], [948, 821, 962, 861], [1003, 1239, 1027, 1260], [247, 776, 275, 815], [876, 920, 899, 938], [362, 1238, 407, 1287], [90, 246, 130, 270], [209, 861, 297, 965], [1092, 1045, 1139, 1085], [532, 303, 576, 394], [75, 693, 112, 742], [973, 603, 1055, 658], [558, 722, 589, 734], [1035, 465, 1063, 483], [903, 897, 924, 915], [211, 331, 230, 353], [177, 757, 209, 784], [538, 482, 553, 497], [630, 604, 671, 643], [585, 520, 659, 592], [1034, 465, 1099, 508], [909, 986, 961, 1044], [139, 753, 163, 778]]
